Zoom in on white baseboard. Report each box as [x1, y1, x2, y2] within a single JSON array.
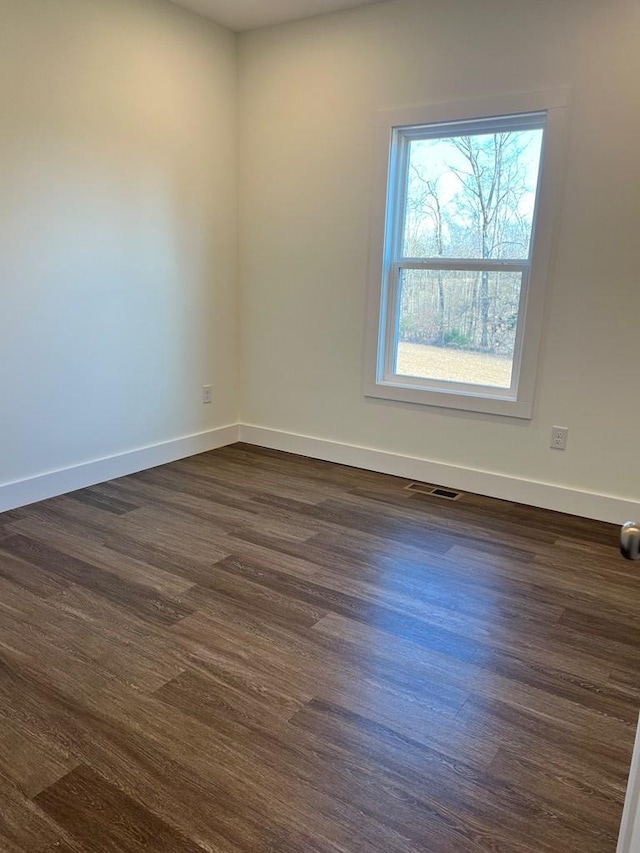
[[2, 422, 636, 524], [239, 424, 639, 524], [0, 424, 240, 513]]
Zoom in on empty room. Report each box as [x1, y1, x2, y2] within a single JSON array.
[[1, 0, 639, 850]]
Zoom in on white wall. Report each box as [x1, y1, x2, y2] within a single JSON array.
[[2, 0, 639, 520], [238, 0, 640, 515], [0, 0, 238, 488]]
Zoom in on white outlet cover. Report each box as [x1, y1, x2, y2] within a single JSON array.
[[550, 426, 568, 450]]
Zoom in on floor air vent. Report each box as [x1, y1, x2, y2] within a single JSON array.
[[404, 483, 462, 500]]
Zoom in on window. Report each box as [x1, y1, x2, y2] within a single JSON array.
[[365, 92, 568, 418]]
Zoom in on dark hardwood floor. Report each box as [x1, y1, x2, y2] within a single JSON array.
[[0, 442, 637, 852]]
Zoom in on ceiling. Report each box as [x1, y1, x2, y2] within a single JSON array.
[[167, 0, 385, 32]]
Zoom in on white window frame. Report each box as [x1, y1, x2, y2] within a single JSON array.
[[364, 90, 569, 419]]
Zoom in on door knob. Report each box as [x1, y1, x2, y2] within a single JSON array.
[[620, 521, 640, 560]]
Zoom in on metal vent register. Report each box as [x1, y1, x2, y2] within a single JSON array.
[[404, 483, 462, 500]]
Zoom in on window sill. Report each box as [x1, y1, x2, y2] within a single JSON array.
[[364, 379, 534, 419]]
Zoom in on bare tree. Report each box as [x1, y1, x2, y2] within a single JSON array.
[[450, 133, 531, 349], [400, 129, 537, 354], [406, 168, 446, 343]]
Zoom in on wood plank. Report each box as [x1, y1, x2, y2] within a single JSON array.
[[0, 710, 78, 797], [290, 699, 615, 853], [0, 768, 66, 853], [0, 534, 194, 627], [0, 443, 634, 853], [35, 765, 207, 853]]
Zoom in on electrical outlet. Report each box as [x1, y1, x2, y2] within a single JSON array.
[[550, 426, 568, 450], [202, 385, 213, 405]]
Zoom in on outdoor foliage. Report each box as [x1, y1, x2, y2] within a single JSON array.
[[398, 130, 542, 356]]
